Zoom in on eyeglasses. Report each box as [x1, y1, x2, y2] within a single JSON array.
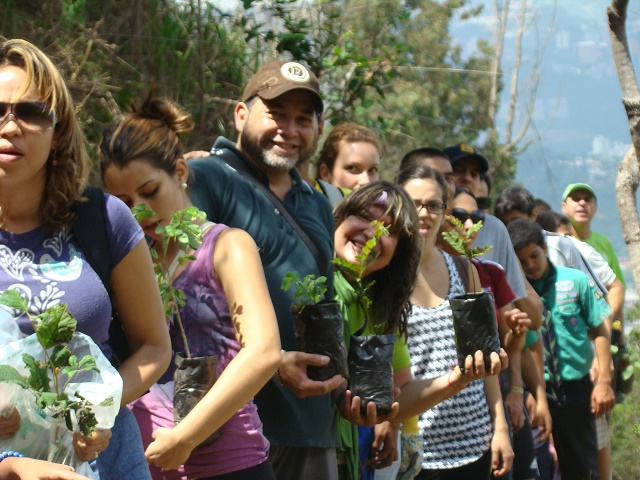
[[451, 208, 485, 224], [416, 202, 446, 215], [476, 196, 492, 211], [0, 102, 58, 131]]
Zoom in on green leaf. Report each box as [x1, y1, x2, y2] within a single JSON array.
[[281, 271, 299, 292], [50, 345, 72, 368], [22, 353, 50, 392], [131, 204, 154, 223], [78, 355, 99, 372], [35, 304, 76, 348], [0, 365, 29, 388], [36, 391, 60, 409], [0, 289, 28, 312], [622, 364, 635, 381], [64, 409, 73, 432]]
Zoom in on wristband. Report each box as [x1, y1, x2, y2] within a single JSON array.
[[0, 451, 24, 463], [509, 386, 524, 394]]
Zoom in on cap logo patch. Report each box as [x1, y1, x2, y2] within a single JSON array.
[[460, 144, 475, 153], [281, 62, 310, 83]]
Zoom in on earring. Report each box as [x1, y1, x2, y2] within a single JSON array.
[[181, 182, 188, 189], [52, 160, 59, 166]]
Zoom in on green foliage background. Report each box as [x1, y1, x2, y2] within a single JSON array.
[[611, 323, 640, 479], [0, 0, 516, 187]]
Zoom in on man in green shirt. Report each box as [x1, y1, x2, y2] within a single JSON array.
[[561, 183, 624, 480], [507, 218, 615, 480]]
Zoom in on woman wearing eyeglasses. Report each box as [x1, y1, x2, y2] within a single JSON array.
[[395, 165, 514, 480], [0, 39, 170, 479], [441, 187, 543, 480]]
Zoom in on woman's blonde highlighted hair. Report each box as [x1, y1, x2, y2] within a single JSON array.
[[0, 38, 89, 230]]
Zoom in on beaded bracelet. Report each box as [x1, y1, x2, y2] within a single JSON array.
[[509, 386, 525, 394], [274, 367, 284, 386], [0, 450, 25, 463]]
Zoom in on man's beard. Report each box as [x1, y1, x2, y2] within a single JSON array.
[[240, 128, 299, 173], [240, 123, 320, 173]]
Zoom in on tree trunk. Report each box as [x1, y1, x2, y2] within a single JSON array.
[[608, 0, 640, 289]]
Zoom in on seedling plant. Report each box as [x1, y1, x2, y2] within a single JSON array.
[[333, 219, 388, 313], [281, 272, 327, 312], [0, 290, 113, 436], [132, 204, 206, 359], [441, 215, 493, 292]]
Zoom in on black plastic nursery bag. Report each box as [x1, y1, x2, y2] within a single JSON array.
[[450, 291, 500, 372], [292, 300, 349, 381], [174, 353, 220, 447], [348, 333, 396, 416]]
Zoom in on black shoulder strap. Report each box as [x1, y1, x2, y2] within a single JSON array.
[[72, 187, 111, 297], [214, 149, 324, 270], [72, 187, 129, 367]]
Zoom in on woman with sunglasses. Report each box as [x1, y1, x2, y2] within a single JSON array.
[[0, 39, 171, 478], [395, 166, 514, 479]]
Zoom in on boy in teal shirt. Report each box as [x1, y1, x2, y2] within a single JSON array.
[[507, 218, 615, 480]]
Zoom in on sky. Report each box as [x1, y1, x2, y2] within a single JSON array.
[[452, 0, 640, 287]]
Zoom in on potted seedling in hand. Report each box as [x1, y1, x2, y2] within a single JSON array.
[[133, 204, 219, 447], [0, 290, 117, 468], [334, 220, 396, 416], [281, 272, 349, 381], [442, 215, 501, 372]]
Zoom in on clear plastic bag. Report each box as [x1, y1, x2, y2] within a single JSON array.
[[0, 331, 123, 478], [0, 307, 22, 347]]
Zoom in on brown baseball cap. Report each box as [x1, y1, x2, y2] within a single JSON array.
[[242, 60, 323, 113]]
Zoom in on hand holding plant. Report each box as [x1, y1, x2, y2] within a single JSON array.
[[132, 203, 220, 448]]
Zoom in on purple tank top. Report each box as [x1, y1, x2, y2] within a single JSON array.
[[129, 223, 270, 479]]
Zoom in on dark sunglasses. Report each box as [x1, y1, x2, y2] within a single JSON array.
[[0, 101, 57, 131], [451, 208, 485, 224], [476, 196, 493, 211]]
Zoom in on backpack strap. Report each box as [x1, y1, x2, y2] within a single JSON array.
[[72, 187, 111, 296], [451, 254, 470, 293], [72, 187, 129, 367]]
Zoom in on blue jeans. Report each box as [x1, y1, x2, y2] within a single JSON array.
[[91, 407, 151, 480]]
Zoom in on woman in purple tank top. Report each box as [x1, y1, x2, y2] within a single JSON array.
[[100, 95, 281, 480]]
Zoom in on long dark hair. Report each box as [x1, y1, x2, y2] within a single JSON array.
[[334, 181, 422, 339]]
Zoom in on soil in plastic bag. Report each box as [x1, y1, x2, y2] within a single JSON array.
[[348, 333, 396, 416], [292, 300, 349, 381], [174, 352, 219, 447], [450, 292, 500, 372]]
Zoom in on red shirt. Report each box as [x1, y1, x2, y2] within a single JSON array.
[[472, 258, 517, 323]]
